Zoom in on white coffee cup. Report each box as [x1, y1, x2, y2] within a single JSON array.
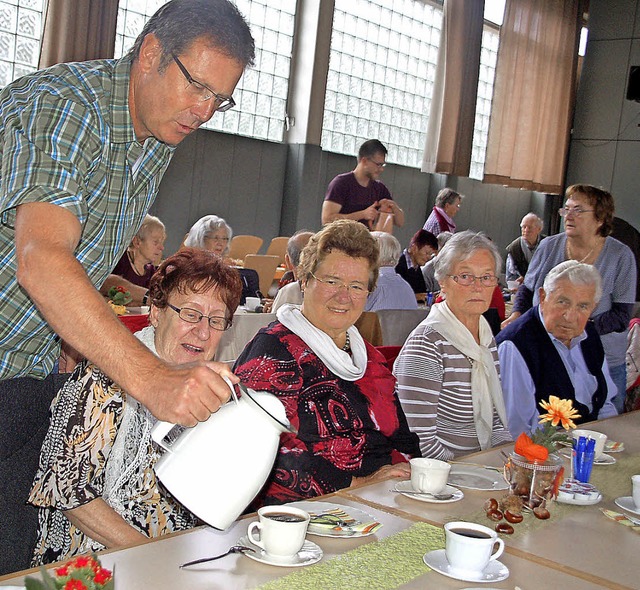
[[247, 506, 309, 558], [245, 296, 261, 311], [444, 521, 505, 574], [632, 474, 640, 509], [572, 429, 607, 460], [410, 457, 451, 494]]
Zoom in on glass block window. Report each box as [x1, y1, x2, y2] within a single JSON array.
[[469, 25, 499, 180], [322, 0, 443, 168], [115, 0, 296, 143], [0, 0, 44, 88]]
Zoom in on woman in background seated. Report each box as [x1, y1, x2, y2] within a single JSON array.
[[29, 249, 241, 565], [395, 229, 439, 294], [235, 220, 419, 505], [394, 231, 511, 459], [365, 231, 417, 312], [184, 214, 232, 258], [112, 215, 166, 288]]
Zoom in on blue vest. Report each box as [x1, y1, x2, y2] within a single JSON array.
[[496, 307, 607, 422]]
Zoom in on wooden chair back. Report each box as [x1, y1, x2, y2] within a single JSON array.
[[375, 308, 430, 346], [243, 254, 281, 296], [265, 236, 290, 266], [228, 235, 263, 261]]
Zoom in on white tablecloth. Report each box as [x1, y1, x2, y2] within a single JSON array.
[[214, 309, 276, 363]]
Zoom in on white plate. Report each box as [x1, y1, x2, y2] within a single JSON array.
[[559, 448, 616, 465], [556, 493, 602, 506], [237, 535, 322, 567], [286, 500, 381, 538], [394, 481, 464, 503], [423, 549, 509, 583], [605, 441, 624, 453], [614, 496, 640, 516], [448, 466, 508, 491]]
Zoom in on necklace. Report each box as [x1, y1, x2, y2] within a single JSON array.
[[566, 238, 602, 264], [341, 331, 351, 352], [127, 250, 145, 276]]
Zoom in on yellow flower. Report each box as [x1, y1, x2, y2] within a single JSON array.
[[538, 396, 580, 430]]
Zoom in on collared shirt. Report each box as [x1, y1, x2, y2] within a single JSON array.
[[423, 206, 456, 236], [365, 266, 418, 312], [0, 57, 174, 380], [497, 307, 617, 438]]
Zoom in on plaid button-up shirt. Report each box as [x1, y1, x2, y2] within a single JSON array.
[[0, 57, 174, 380]]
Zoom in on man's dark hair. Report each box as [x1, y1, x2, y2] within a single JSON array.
[[410, 229, 439, 251], [358, 139, 387, 160], [128, 0, 255, 70]]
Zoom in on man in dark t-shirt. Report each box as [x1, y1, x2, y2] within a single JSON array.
[[322, 139, 404, 229]]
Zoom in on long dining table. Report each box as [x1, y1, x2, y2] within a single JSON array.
[[1, 411, 638, 589]]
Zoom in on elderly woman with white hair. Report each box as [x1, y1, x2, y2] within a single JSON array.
[[394, 230, 511, 459], [497, 260, 618, 438], [184, 214, 233, 258], [365, 232, 417, 312], [423, 188, 462, 237]]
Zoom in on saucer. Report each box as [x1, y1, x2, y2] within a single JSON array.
[[594, 453, 616, 465], [237, 535, 323, 567], [394, 481, 464, 503], [448, 465, 508, 491], [423, 549, 509, 583], [614, 496, 640, 517]]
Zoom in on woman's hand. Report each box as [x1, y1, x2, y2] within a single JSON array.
[[350, 462, 411, 487], [501, 311, 521, 330]]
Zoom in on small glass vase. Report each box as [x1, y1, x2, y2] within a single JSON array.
[[504, 452, 564, 509]]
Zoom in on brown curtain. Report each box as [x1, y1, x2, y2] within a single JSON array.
[[482, 0, 581, 193], [39, 0, 119, 68], [422, 0, 484, 176]]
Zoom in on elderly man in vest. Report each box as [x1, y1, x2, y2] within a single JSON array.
[[505, 212, 544, 284], [496, 260, 617, 438]]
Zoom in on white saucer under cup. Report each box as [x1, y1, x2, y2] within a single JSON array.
[[247, 506, 310, 558], [444, 521, 504, 575]]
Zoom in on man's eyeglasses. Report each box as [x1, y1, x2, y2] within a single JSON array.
[[448, 273, 499, 287], [367, 158, 386, 169], [168, 303, 231, 331], [172, 54, 236, 112], [310, 273, 369, 299], [558, 206, 594, 218]]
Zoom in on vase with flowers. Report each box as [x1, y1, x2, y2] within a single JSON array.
[[504, 396, 580, 511]]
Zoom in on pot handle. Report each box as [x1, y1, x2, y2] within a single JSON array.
[[151, 421, 176, 452]]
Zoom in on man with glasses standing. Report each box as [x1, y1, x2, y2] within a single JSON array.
[[322, 139, 405, 229], [0, 0, 254, 574]]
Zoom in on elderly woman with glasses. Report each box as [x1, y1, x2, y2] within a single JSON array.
[[184, 214, 232, 258], [234, 220, 419, 505], [28, 249, 242, 565], [394, 231, 511, 459], [502, 184, 636, 413]]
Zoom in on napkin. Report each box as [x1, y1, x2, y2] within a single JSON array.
[[308, 507, 382, 535], [605, 440, 624, 453], [601, 509, 640, 533]]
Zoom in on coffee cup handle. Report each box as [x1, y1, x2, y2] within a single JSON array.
[[490, 537, 505, 562], [247, 521, 265, 550]]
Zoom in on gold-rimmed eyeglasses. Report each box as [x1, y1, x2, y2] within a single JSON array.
[[168, 303, 231, 331], [310, 273, 370, 299], [448, 273, 499, 287], [172, 54, 236, 112]]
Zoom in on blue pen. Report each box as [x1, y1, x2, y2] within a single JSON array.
[[575, 436, 587, 481], [582, 438, 596, 483]]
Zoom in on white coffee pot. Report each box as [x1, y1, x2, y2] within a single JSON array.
[[151, 381, 290, 530]]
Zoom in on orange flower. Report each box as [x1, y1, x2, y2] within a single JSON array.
[[538, 396, 580, 430], [514, 432, 549, 462]]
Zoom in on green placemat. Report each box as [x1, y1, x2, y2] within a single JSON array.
[[255, 522, 444, 590], [458, 453, 640, 539]]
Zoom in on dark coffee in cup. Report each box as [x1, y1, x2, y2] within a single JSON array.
[[265, 512, 307, 523], [450, 527, 492, 539]]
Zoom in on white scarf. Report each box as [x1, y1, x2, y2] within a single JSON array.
[[424, 301, 507, 450], [276, 304, 367, 381]]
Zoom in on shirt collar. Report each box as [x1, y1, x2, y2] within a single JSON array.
[[110, 56, 138, 145], [435, 206, 455, 224]]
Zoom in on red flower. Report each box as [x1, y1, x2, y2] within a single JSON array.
[[94, 568, 112, 584], [116, 286, 126, 293], [55, 566, 69, 577], [71, 556, 92, 569], [514, 432, 549, 462], [63, 580, 87, 590]]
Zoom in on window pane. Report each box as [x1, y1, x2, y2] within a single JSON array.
[[322, 0, 443, 168], [115, 0, 296, 143]]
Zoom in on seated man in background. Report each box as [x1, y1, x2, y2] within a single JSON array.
[[365, 232, 417, 312], [505, 213, 544, 284], [395, 229, 438, 294], [269, 230, 314, 313], [497, 260, 618, 438]]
